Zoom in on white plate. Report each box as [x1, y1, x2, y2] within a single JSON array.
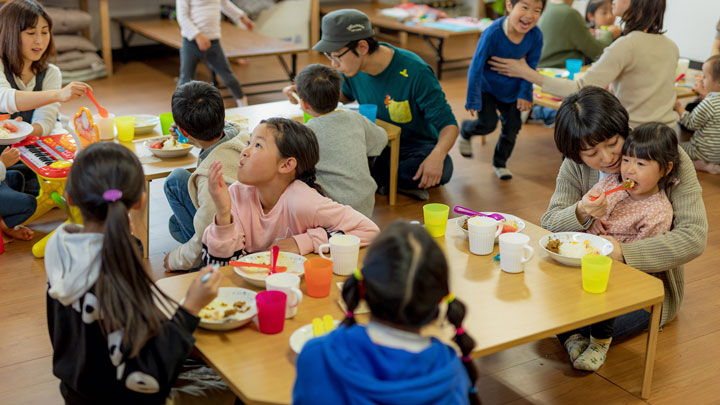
[[539, 232, 614, 267], [0, 120, 33, 145], [455, 213, 526, 243], [144, 136, 194, 158], [198, 287, 257, 331], [289, 320, 340, 354], [133, 114, 159, 135], [233, 251, 307, 288]]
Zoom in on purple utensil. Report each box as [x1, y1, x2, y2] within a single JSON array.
[[453, 206, 506, 221]]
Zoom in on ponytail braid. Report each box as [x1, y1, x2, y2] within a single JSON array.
[[340, 269, 364, 327], [447, 298, 480, 404]]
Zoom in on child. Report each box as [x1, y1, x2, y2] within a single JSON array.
[[586, 0, 615, 29], [293, 221, 479, 404], [45, 142, 222, 403], [565, 122, 677, 371], [176, 0, 254, 107], [163, 81, 249, 271], [296, 64, 388, 218], [0, 147, 35, 241], [461, 0, 545, 180], [202, 117, 380, 264], [674, 55, 720, 174]]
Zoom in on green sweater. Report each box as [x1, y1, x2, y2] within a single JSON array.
[[537, 2, 613, 69], [541, 147, 708, 326]]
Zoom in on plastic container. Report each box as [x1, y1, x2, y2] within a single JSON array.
[[256, 290, 287, 334], [304, 257, 333, 298], [423, 203, 449, 237], [581, 254, 612, 294], [115, 116, 135, 142], [358, 104, 378, 123]]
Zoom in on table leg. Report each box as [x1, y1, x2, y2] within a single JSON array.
[[641, 302, 662, 399], [130, 179, 151, 259], [99, 0, 113, 76], [389, 137, 399, 206]]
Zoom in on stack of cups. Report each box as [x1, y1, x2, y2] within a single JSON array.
[[467, 216, 501, 255]]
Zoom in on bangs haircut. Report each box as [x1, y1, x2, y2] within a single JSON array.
[[171, 81, 225, 141], [295, 64, 343, 115], [508, 0, 547, 11], [621, 0, 665, 35], [0, 0, 55, 77], [705, 55, 720, 83], [586, 0, 611, 22], [621, 122, 678, 191], [554, 86, 630, 163]]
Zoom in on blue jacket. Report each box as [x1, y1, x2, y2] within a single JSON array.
[[293, 325, 471, 405], [465, 17, 543, 110]]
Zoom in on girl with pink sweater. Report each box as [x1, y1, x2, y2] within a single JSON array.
[[202, 117, 380, 264]]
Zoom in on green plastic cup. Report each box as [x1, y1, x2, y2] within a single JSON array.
[[303, 112, 313, 123], [423, 203, 449, 237], [581, 254, 612, 294], [159, 112, 175, 135]]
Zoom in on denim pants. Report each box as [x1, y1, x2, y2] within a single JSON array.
[[164, 168, 196, 243], [0, 170, 37, 227], [557, 308, 652, 344], [370, 142, 453, 190], [179, 38, 245, 99], [461, 92, 522, 168]]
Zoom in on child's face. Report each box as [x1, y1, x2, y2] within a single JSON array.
[[611, 0, 630, 20], [237, 124, 284, 185], [701, 61, 720, 93], [20, 16, 51, 65], [590, 3, 615, 27], [579, 134, 624, 173], [506, 0, 543, 35], [620, 155, 668, 199]]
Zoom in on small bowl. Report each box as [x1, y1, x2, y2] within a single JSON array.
[[133, 114, 160, 135], [144, 136, 194, 158], [539, 232, 614, 267], [0, 120, 33, 145], [455, 213, 525, 243], [233, 251, 307, 288], [198, 287, 257, 331]]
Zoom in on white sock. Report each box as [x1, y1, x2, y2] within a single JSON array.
[[573, 336, 612, 371], [564, 333, 589, 362]]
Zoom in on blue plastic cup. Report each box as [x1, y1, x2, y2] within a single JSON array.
[[565, 59, 583, 80], [358, 104, 378, 123]]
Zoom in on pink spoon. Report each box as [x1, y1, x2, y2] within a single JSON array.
[[269, 245, 280, 275], [453, 206, 506, 221], [86, 89, 109, 118]]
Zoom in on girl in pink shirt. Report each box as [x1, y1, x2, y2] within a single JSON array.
[[202, 117, 380, 264], [566, 122, 678, 372]]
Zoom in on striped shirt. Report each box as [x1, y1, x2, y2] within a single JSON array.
[[679, 92, 720, 164], [176, 0, 246, 41]]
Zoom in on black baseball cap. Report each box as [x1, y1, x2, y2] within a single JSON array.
[[313, 9, 375, 53]]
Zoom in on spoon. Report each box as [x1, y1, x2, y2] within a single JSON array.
[[270, 245, 280, 275], [86, 89, 108, 118], [229, 261, 287, 272], [453, 206, 506, 221], [590, 179, 635, 201]]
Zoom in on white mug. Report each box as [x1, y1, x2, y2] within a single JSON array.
[[94, 113, 116, 141], [265, 273, 303, 318], [498, 233, 534, 274], [319, 234, 360, 276], [468, 216, 501, 256]]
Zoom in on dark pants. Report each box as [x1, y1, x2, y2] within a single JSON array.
[[0, 170, 37, 227], [370, 142, 453, 190], [179, 38, 245, 99], [461, 92, 522, 168], [558, 308, 652, 344], [0, 145, 39, 196]]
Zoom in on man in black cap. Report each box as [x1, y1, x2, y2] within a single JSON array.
[[284, 9, 458, 201]]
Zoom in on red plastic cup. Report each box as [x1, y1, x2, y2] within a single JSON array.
[[255, 290, 287, 334], [304, 257, 333, 298], [0, 233, 5, 254]]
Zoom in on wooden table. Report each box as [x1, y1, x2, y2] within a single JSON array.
[[156, 219, 665, 403]]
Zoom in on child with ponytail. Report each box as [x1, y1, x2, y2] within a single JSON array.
[[293, 221, 480, 405], [45, 143, 222, 403], [202, 117, 379, 264]]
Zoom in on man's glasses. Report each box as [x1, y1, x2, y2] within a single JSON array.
[[323, 47, 354, 63]]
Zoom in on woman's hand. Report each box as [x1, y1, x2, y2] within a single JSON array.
[[600, 235, 624, 262], [182, 266, 222, 316], [240, 15, 254, 31], [57, 82, 91, 103], [608, 25, 622, 39], [1, 147, 20, 168], [207, 160, 232, 225], [576, 189, 608, 223]]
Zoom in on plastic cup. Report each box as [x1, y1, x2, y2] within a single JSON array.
[[255, 290, 287, 334], [318, 234, 360, 276], [565, 58, 583, 80], [115, 116, 135, 142], [304, 257, 333, 298], [159, 112, 175, 135], [423, 203, 449, 237], [94, 113, 115, 141], [358, 104, 378, 123], [303, 112, 313, 123], [581, 254, 612, 294]]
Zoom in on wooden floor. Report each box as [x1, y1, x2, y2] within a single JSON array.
[[1, 50, 719, 404]]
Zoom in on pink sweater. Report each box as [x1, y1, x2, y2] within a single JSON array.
[[590, 175, 673, 243], [202, 180, 380, 259]]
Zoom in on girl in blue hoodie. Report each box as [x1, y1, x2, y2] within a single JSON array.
[[293, 221, 480, 405]]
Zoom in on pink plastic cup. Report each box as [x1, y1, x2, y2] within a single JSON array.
[[256, 290, 287, 334]]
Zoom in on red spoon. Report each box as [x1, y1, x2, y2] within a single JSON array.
[[590, 179, 635, 201], [86, 89, 109, 118], [229, 261, 287, 272], [270, 245, 280, 275]]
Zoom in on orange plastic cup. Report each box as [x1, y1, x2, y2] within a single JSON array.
[[304, 257, 333, 298]]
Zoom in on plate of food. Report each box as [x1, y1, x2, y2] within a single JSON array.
[[0, 119, 33, 145], [539, 232, 614, 267], [145, 136, 193, 158], [133, 114, 160, 135], [232, 251, 307, 288], [197, 287, 257, 331], [456, 213, 525, 242], [289, 317, 340, 354]]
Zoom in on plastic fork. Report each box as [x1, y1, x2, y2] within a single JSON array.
[[453, 206, 506, 221], [590, 179, 635, 201], [86, 89, 108, 118]]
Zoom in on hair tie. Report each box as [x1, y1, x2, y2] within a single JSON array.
[[353, 268, 363, 281], [456, 326, 466, 335], [103, 189, 122, 202], [345, 310, 354, 319], [443, 293, 455, 304], [462, 355, 472, 362]]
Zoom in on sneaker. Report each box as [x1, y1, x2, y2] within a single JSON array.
[[398, 188, 430, 201], [458, 136, 473, 158], [493, 166, 513, 180]]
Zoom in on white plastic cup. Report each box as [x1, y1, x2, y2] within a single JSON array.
[[265, 273, 303, 318], [499, 233, 534, 274], [94, 113, 115, 141], [468, 216, 501, 255], [319, 234, 360, 276]]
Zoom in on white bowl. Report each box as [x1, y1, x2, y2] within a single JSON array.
[[133, 114, 160, 135], [0, 120, 33, 145], [289, 320, 340, 354], [232, 251, 307, 288], [144, 136, 194, 158], [455, 213, 525, 243], [198, 287, 257, 331], [539, 232, 614, 267]]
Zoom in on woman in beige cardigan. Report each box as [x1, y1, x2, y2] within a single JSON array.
[[543, 87, 707, 347], [489, 0, 679, 130]]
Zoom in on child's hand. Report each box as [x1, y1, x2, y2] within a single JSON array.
[[240, 15, 254, 31], [283, 85, 299, 104], [465, 108, 478, 118], [1, 147, 20, 168], [273, 237, 300, 254], [578, 189, 608, 221], [608, 25, 622, 39], [588, 218, 607, 235], [207, 160, 232, 225], [673, 100, 685, 116], [517, 99, 532, 112], [58, 81, 92, 103], [693, 80, 707, 100], [182, 266, 222, 316], [195, 33, 211, 51]]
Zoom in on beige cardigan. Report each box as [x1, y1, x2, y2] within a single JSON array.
[[542, 31, 679, 129], [541, 147, 708, 326]]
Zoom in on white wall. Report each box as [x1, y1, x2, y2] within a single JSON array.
[[664, 0, 719, 62]]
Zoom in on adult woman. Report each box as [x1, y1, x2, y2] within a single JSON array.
[[544, 86, 707, 340], [490, 0, 678, 130]]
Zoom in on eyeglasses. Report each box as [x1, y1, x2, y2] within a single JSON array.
[[323, 47, 354, 63]]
